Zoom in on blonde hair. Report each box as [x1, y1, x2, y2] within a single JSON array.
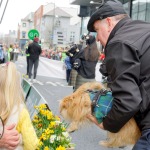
[[0, 62, 24, 123]]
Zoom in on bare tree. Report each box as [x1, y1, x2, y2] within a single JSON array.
[[1, 35, 17, 46]]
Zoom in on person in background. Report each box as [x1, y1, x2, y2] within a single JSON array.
[[27, 37, 42, 83], [66, 44, 79, 90], [64, 56, 72, 83], [61, 48, 67, 62], [38, 40, 42, 47], [67, 41, 84, 90], [87, 0, 150, 149], [0, 44, 4, 64], [0, 62, 38, 149], [13, 44, 20, 62], [8, 44, 13, 62], [55, 51, 60, 60], [3, 45, 9, 63], [25, 40, 32, 77], [73, 35, 99, 91]]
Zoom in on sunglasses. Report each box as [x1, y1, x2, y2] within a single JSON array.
[[0, 116, 4, 139]]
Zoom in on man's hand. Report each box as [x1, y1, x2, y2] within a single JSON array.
[[0, 124, 20, 150], [86, 114, 104, 130]]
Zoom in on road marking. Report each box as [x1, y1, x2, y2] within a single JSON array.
[[55, 82, 64, 86], [25, 79, 44, 85], [55, 82, 71, 87], [46, 82, 57, 86], [46, 81, 72, 87], [36, 81, 44, 85]]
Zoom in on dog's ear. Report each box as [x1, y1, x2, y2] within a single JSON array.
[[60, 98, 68, 113], [60, 96, 73, 109]]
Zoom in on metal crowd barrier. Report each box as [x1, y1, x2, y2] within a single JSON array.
[[22, 78, 47, 119]]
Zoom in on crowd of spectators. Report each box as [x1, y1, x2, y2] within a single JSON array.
[[0, 43, 21, 64], [40, 47, 69, 61]]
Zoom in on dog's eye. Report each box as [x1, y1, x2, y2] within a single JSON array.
[[63, 105, 66, 108]]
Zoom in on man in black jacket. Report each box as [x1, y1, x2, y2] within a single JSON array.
[[27, 37, 42, 82], [87, 0, 150, 149]]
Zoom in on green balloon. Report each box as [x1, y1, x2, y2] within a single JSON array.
[[28, 29, 39, 40]]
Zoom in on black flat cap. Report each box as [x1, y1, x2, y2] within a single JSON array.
[[87, 0, 127, 32]]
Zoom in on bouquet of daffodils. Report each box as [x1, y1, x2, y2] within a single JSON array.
[[32, 104, 75, 150]]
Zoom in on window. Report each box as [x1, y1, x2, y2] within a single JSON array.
[[132, 12, 138, 20], [132, 0, 139, 14], [57, 32, 62, 34], [146, 1, 150, 22], [139, 0, 146, 11], [22, 31, 26, 38], [55, 20, 61, 27], [58, 39, 63, 41], [70, 32, 75, 42], [138, 11, 146, 21], [123, 0, 130, 15], [58, 42, 63, 44], [131, 0, 150, 22], [58, 35, 63, 38], [22, 23, 26, 27]]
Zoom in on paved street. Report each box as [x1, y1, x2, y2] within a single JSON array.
[[15, 55, 133, 150]]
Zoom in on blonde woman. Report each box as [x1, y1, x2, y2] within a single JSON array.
[[0, 62, 38, 150]]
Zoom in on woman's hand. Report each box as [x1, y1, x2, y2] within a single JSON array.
[[86, 114, 104, 130], [0, 124, 19, 150]]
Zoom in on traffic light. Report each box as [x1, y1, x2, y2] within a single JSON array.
[[78, 6, 90, 17]]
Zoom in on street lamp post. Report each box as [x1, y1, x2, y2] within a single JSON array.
[[51, 1, 55, 48]]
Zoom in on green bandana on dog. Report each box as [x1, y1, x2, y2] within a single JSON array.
[[89, 90, 113, 123]]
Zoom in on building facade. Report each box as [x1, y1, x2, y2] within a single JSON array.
[[17, 3, 80, 50], [121, 0, 150, 22], [40, 6, 72, 48], [34, 3, 81, 49], [18, 12, 34, 50]]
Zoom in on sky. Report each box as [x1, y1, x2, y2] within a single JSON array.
[[0, 0, 78, 34]]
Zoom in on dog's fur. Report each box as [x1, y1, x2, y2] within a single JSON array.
[[59, 82, 141, 148]]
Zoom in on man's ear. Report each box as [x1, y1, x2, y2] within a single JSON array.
[[106, 17, 113, 32]]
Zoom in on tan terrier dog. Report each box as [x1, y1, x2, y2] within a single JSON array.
[[59, 82, 141, 148]]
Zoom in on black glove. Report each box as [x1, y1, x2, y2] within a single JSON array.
[[99, 61, 108, 76]]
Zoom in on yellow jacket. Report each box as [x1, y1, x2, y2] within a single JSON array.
[[3, 104, 38, 150], [16, 107, 38, 150]]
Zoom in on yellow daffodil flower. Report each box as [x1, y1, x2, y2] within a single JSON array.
[[56, 145, 66, 150]]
